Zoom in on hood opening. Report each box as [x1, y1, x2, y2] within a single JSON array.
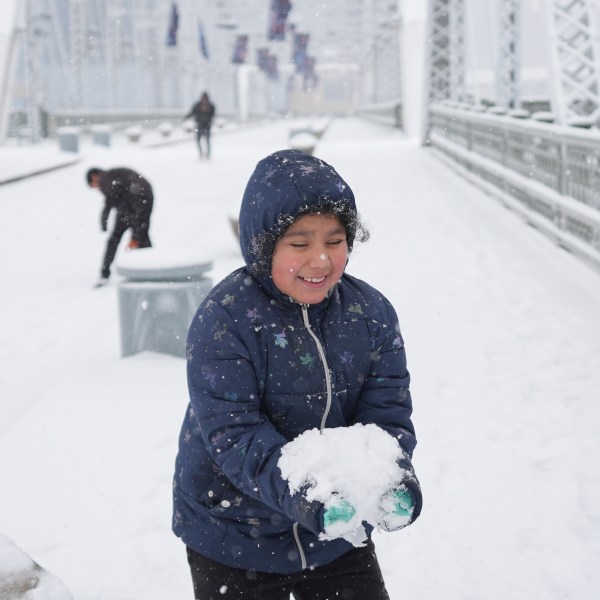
[[238, 149, 367, 278]]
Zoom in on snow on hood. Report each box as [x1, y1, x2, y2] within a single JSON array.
[[238, 149, 358, 278]]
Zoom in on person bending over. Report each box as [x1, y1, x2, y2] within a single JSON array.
[[86, 166, 153, 287]]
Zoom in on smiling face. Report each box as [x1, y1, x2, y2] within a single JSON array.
[[271, 213, 348, 304]]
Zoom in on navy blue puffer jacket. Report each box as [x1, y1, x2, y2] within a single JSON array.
[[172, 149, 422, 574]]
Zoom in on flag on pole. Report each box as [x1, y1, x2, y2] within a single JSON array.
[[257, 48, 270, 71], [266, 54, 279, 80], [267, 0, 292, 41], [166, 2, 179, 47], [198, 21, 209, 59], [257, 48, 279, 80], [292, 32, 309, 72], [302, 56, 318, 90], [231, 35, 249, 64]]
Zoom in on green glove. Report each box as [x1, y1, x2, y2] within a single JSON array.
[[389, 488, 414, 517], [323, 499, 356, 529], [379, 487, 415, 532]]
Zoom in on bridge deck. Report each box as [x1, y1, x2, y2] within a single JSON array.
[[0, 117, 599, 598]]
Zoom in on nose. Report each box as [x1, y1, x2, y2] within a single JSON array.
[[308, 248, 330, 268]]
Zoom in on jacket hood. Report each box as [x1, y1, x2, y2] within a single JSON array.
[[238, 149, 358, 281]]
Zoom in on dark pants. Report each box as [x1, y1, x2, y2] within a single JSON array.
[[101, 201, 152, 278], [186, 539, 390, 600], [195, 125, 212, 157]]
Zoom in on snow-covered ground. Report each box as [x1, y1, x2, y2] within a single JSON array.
[[1, 118, 599, 599]]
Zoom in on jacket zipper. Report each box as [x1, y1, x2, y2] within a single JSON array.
[[301, 305, 332, 432], [291, 305, 334, 570], [293, 522, 307, 570]]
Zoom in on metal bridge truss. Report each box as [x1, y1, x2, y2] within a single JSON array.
[[547, 0, 600, 124], [496, 0, 520, 109], [424, 0, 600, 270], [449, 0, 466, 102], [423, 0, 465, 142]]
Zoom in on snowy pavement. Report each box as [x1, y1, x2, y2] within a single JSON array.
[[0, 144, 81, 185], [1, 117, 599, 599]]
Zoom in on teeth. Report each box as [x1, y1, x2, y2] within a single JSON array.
[[303, 276, 325, 283]]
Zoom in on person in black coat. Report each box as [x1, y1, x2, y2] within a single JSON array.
[[183, 91, 216, 159], [86, 167, 153, 286]]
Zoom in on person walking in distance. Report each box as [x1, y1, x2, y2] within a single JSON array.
[[183, 91, 216, 159], [86, 166, 153, 287]]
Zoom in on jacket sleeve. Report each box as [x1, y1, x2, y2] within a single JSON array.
[[352, 298, 423, 522], [183, 102, 197, 121], [100, 203, 110, 231], [187, 301, 323, 534]]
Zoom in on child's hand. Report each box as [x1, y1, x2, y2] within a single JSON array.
[[323, 498, 356, 529], [322, 495, 360, 540], [378, 486, 415, 532]]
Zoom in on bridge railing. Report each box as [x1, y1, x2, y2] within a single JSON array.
[[428, 103, 600, 270], [356, 101, 403, 129]]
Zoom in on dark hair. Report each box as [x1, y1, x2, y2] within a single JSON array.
[[248, 204, 370, 276], [295, 203, 370, 249], [86, 167, 103, 185]]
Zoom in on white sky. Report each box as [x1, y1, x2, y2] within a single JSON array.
[[1, 118, 600, 599]]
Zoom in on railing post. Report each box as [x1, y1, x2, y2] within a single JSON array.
[[555, 139, 568, 231]]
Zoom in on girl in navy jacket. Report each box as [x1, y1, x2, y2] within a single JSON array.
[[173, 149, 422, 599]]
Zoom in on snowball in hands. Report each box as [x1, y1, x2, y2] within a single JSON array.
[[278, 423, 410, 547]]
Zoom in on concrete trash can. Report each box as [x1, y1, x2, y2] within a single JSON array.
[[57, 126, 80, 153], [91, 124, 112, 146], [115, 249, 213, 358]]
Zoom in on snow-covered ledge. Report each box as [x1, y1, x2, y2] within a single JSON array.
[[0, 534, 74, 600], [115, 247, 212, 282]]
